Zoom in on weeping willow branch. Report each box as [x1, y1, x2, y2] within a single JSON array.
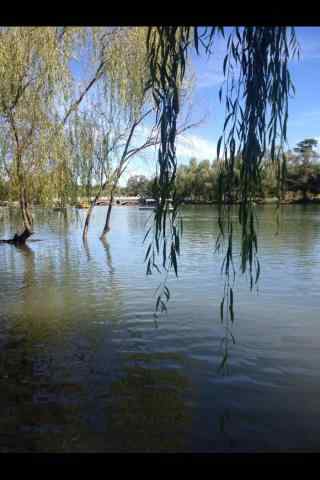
[[215, 28, 299, 357], [145, 27, 300, 363]]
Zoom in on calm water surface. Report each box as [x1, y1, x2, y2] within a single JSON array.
[[0, 204, 319, 452]]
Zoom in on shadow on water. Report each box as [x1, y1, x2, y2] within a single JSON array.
[[82, 235, 115, 275], [103, 364, 193, 452], [0, 242, 235, 450], [82, 237, 91, 262], [14, 242, 34, 257], [0, 234, 87, 451], [100, 236, 115, 274]]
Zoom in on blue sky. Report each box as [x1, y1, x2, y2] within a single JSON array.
[[184, 27, 320, 152], [71, 27, 320, 183]]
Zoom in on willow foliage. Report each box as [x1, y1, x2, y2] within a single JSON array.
[[104, 27, 151, 119], [0, 28, 86, 212], [0, 27, 151, 224], [144, 27, 300, 341]]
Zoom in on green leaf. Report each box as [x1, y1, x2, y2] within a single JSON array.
[[144, 243, 152, 262], [220, 298, 224, 322], [194, 28, 199, 54], [229, 288, 234, 322], [156, 295, 161, 312], [171, 244, 178, 277], [223, 55, 228, 76], [143, 226, 152, 244], [217, 136, 223, 160]]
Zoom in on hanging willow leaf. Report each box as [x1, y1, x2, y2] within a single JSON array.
[[144, 26, 299, 369], [194, 28, 199, 53], [229, 287, 234, 322], [217, 135, 223, 160], [223, 55, 228, 76], [144, 243, 152, 262], [220, 297, 224, 323], [171, 243, 178, 277]]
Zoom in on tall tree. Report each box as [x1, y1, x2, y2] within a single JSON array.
[[0, 27, 80, 242], [293, 138, 319, 167], [0, 27, 149, 244], [72, 27, 198, 241], [126, 175, 150, 197], [286, 138, 320, 200]]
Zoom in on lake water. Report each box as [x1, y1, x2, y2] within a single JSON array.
[[0, 204, 319, 452]]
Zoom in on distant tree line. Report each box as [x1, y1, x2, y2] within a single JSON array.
[[120, 138, 320, 203], [2, 137, 319, 206]]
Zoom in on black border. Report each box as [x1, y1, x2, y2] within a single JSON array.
[[1, 5, 320, 26], [2, 451, 315, 473]]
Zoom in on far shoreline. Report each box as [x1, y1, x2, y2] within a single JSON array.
[[2, 199, 320, 209]]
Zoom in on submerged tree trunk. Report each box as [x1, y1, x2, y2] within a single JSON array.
[[0, 207, 33, 246], [14, 154, 33, 244], [0, 228, 32, 245], [20, 186, 33, 231], [82, 201, 96, 240], [100, 189, 115, 239], [100, 201, 113, 239], [82, 180, 107, 240], [1, 188, 33, 245], [11, 187, 33, 244]]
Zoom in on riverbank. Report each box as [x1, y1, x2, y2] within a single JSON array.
[[183, 198, 320, 206], [183, 191, 320, 206], [1, 192, 320, 210]]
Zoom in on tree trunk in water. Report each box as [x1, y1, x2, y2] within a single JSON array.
[[11, 187, 33, 244], [3, 152, 34, 245], [82, 202, 96, 240], [20, 187, 33, 231], [82, 187, 104, 240], [100, 191, 114, 239]]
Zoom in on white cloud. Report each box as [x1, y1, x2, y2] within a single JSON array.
[[119, 132, 218, 185], [133, 124, 218, 162], [118, 111, 219, 186], [137, 125, 217, 160], [195, 51, 225, 90], [176, 133, 217, 161], [197, 70, 224, 89]]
